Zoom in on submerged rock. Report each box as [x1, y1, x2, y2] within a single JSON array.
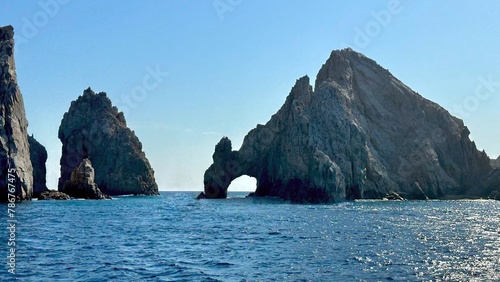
[[196, 192, 209, 199], [382, 192, 406, 201], [203, 48, 494, 203], [62, 158, 110, 199], [58, 88, 158, 196], [38, 191, 70, 200], [0, 25, 33, 202], [29, 135, 48, 197]]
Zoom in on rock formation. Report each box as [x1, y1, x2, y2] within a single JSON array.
[[38, 191, 70, 201], [382, 192, 406, 201], [0, 25, 33, 202], [202, 48, 495, 203], [491, 156, 500, 169], [58, 88, 158, 196], [487, 176, 500, 200], [61, 158, 110, 199], [29, 135, 48, 197], [486, 156, 500, 199]]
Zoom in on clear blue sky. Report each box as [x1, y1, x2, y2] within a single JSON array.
[[1, 1, 499, 191]]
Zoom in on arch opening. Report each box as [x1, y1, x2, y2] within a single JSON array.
[[227, 175, 257, 194]]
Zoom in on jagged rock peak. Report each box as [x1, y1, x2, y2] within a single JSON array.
[[202, 48, 494, 203], [213, 137, 232, 162], [66, 87, 127, 127], [1, 25, 33, 202], [58, 88, 158, 196], [0, 25, 14, 37], [0, 25, 14, 55]]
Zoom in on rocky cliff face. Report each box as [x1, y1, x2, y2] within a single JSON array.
[[58, 88, 158, 196], [482, 170, 500, 200], [62, 158, 110, 199], [203, 48, 494, 203], [482, 156, 500, 200], [0, 25, 33, 201], [29, 135, 48, 197]]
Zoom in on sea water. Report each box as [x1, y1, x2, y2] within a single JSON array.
[[1, 192, 499, 281]]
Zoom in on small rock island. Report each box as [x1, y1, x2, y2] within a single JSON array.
[[201, 48, 500, 203], [58, 88, 159, 197]]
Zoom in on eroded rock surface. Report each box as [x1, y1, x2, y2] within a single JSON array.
[[0, 25, 33, 201], [58, 88, 158, 196], [491, 156, 500, 169], [29, 135, 48, 197], [61, 158, 110, 199], [203, 48, 494, 203]]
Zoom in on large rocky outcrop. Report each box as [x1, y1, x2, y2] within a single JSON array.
[[0, 25, 33, 202], [58, 88, 158, 196], [29, 135, 48, 197], [62, 158, 110, 199], [202, 48, 495, 203]]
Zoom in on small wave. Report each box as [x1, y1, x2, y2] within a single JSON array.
[[215, 262, 234, 267]]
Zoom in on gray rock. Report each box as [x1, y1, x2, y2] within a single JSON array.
[[62, 158, 110, 199], [38, 191, 70, 200], [202, 48, 493, 203], [58, 88, 158, 196], [484, 156, 500, 199], [29, 135, 48, 197], [0, 25, 33, 202], [383, 192, 406, 201], [491, 156, 500, 169], [481, 168, 500, 200], [196, 192, 208, 199]]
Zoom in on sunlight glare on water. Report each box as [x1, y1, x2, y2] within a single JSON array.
[[1, 193, 498, 281]]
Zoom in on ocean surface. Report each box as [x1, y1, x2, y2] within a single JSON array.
[[1, 192, 499, 281]]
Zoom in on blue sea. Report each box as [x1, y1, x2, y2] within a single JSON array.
[[1, 192, 499, 281]]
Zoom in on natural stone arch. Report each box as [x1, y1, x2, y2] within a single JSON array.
[[203, 137, 248, 198], [201, 48, 496, 203]]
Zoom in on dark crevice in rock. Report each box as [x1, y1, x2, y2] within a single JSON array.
[[29, 135, 48, 198]]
